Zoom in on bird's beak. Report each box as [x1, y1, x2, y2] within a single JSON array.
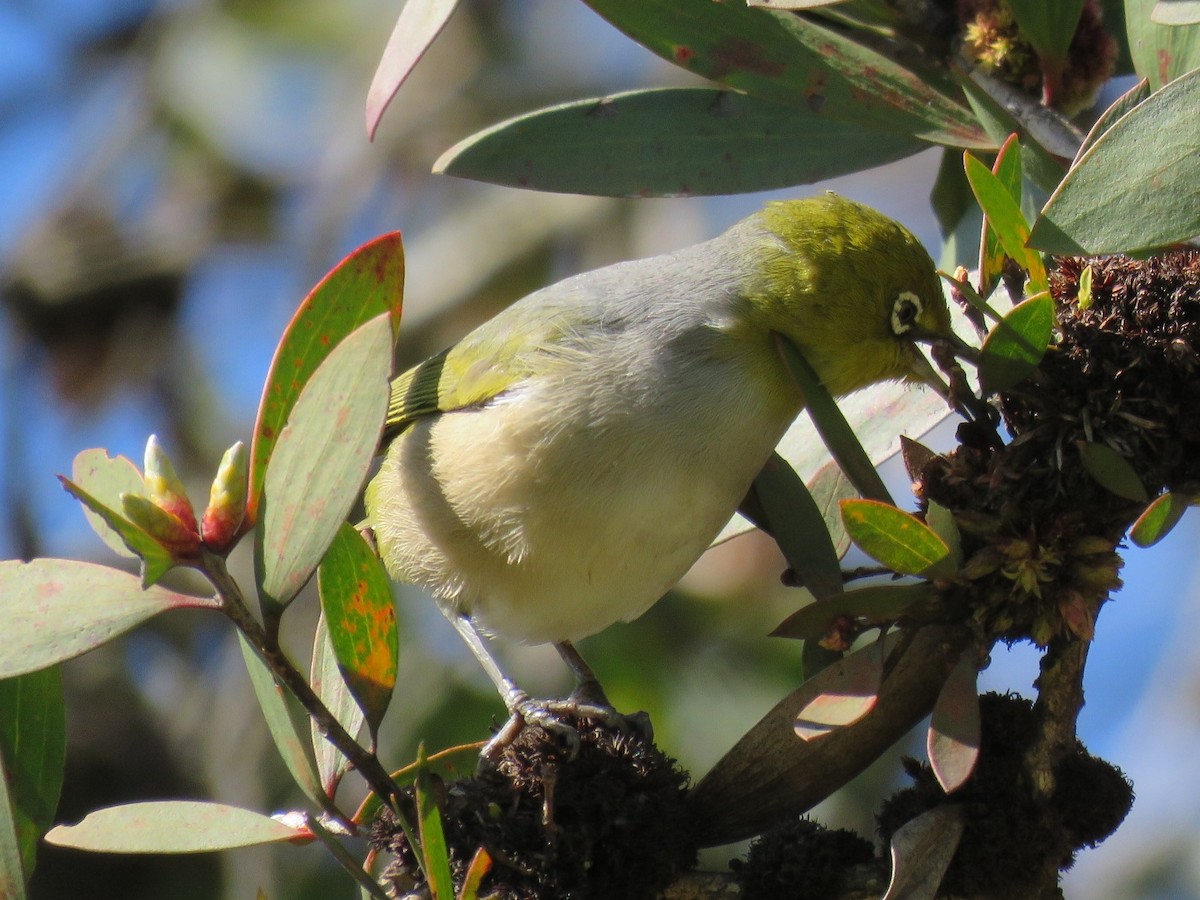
[[906, 346, 953, 402]]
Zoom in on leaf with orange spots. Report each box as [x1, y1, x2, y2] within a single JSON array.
[[840, 499, 955, 579], [247, 233, 404, 528], [317, 523, 399, 740]]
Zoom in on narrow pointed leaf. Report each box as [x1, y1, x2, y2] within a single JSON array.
[[841, 500, 954, 578], [0, 669, 65, 878], [310, 614, 366, 794], [415, 748, 453, 900], [70, 450, 145, 559], [1030, 67, 1200, 254], [752, 453, 844, 600], [883, 806, 966, 900], [583, 0, 987, 146], [436, 88, 924, 197], [775, 335, 892, 504], [317, 524, 398, 739], [808, 462, 856, 559], [365, 0, 461, 139], [256, 314, 394, 611], [925, 502, 962, 568], [58, 478, 174, 587], [1078, 442, 1150, 502], [978, 135, 1023, 298], [773, 583, 936, 641], [958, 74, 1069, 193], [978, 294, 1055, 393], [1127, 0, 1200, 86], [459, 847, 493, 900], [964, 152, 1048, 294], [927, 651, 981, 792], [248, 234, 403, 526], [795, 640, 883, 739], [0, 560, 216, 678], [46, 801, 305, 853], [0, 750, 26, 900], [238, 635, 324, 806], [1073, 78, 1150, 165], [1130, 491, 1190, 546], [1006, 0, 1086, 65]]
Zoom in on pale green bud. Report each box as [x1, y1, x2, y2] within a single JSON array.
[[143, 435, 198, 533], [202, 441, 247, 552]]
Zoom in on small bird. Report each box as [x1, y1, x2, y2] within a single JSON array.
[[365, 193, 954, 742]]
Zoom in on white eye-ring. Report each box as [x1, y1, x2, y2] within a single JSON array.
[[891, 291, 923, 335]]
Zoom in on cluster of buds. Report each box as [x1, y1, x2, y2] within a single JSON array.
[[120, 435, 247, 562]]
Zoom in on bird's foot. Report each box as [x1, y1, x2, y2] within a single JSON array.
[[481, 689, 653, 760]]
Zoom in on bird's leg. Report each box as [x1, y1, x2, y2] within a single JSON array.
[[555, 641, 653, 741]]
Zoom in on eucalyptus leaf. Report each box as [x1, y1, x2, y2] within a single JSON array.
[[1129, 491, 1190, 546], [435, 88, 924, 197], [1030, 66, 1200, 255], [978, 293, 1054, 393], [883, 806, 966, 900], [58, 478, 175, 588], [840, 499, 954, 578], [70, 450, 145, 559], [772, 583, 935, 641], [964, 153, 1049, 295], [0, 750, 26, 900], [1072, 78, 1150, 165], [795, 640, 883, 740], [310, 614, 366, 795], [1126, 0, 1200, 85], [1078, 442, 1150, 502], [927, 650, 981, 793], [1007, 0, 1087, 65], [1153, 0, 1200, 24]]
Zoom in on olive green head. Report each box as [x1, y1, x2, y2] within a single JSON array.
[[748, 193, 950, 397]]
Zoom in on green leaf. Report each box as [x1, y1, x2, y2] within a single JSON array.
[[978, 135, 1024, 298], [751, 453, 844, 600], [69, 450, 145, 559], [808, 461, 856, 559], [1153, 1, 1200, 24], [458, 848, 493, 900], [1007, 0, 1087, 65], [926, 502, 963, 567], [775, 336, 893, 505], [58, 477, 175, 587], [1126, 0, 1200, 85], [1130, 491, 1190, 546], [0, 670, 65, 879], [0, 749, 26, 899], [583, 0, 987, 147], [415, 747, 454, 900], [964, 152, 1049, 295], [238, 635, 325, 807], [317, 524, 399, 740], [841, 499, 954, 578], [926, 651, 980, 793], [366, 0, 461, 139], [1078, 442, 1150, 502], [256, 313, 395, 612], [0, 560, 216, 678], [978, 294, 1055, 393], [248, 234, 403, 526], [436, 88, 924, 197], [1030, 67, 1200, 255], [1073, 78, 1150, 165], [45, 801, 304, 853], [772, 583, 935, 640], [310, 614, 367, 795]]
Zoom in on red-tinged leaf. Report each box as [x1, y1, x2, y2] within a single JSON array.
[[459, 847, 493, 900], [365, 0, 461, 139], [58, 477, 174, 587], [238, 635, 324, 807], [927, 651, 980, 793], [70, 450, 144, 559], [840, 500, 954, 578], [882, 806, 965, 900], [978, 293, 1055, 393], [0, 560, 217, 679], [0, 669, 65, 880], [310, 614, 366, 795], [247, 234, 404, 527], [978, 134, 1023, 298], [1078, 441, 1149, 502], [1130, 491, 1190, 547], [45, 801, 306, 853], [964, 152, 1048, 295], [795, 640, 883, 740], [256, 314, 395, 613], [773, 583, 935, 641], [317, 524, 398, 740]]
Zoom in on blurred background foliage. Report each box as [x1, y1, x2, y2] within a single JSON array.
[[3, 1, 1199, 897]]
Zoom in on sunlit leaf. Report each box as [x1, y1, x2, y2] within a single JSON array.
[[58, 478, 175, 587], [978, 135, 1023, 299], [435, 88, 924, 197], [583, 0, 987, 146], [1072, 78, 1150, 165], [925, 502, 962, 568], [1030, 67, 1200, 254], [70, 450, 145, 559], [365, 0, 462, 139], [841, 500, 954, 578], [415, 747, 453, 900], [317, 524, 399, 739], [794, 639, 883, 739], [310, 614, 366, 795], [1078, 442, 1150, 502], [978, 294, 1054, 393], [1127, 0, 1200, 85], [248, 234, 403, 526], [1153, 0, 1200, 24], [927, 651, 980, 793], [0, 669, 65, 879], [808, 461, 856, 558], [1129, 491, 1190, 546], [256, 314, 394, 612], [883, 806, 965, 900], [46, 801, 305, 853], [964, 152, 1048, 294], [459, 847, 493, 900], [0, 560, 216, 679]]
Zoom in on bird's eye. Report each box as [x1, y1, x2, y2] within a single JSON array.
[[891, 291, 922, 336]]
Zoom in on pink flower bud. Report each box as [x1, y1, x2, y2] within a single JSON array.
[[143, 435, 198, 533], [202, 441, 247, 552]]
